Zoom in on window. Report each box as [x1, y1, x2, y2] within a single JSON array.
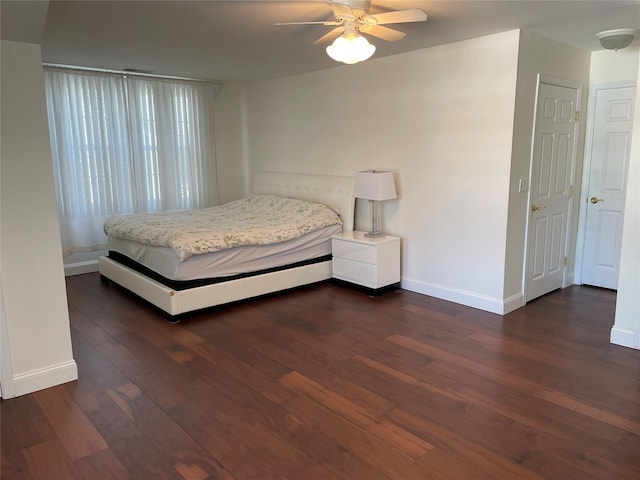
[[44, 68, 216, 257]]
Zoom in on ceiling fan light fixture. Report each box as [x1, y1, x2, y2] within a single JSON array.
[[326, 34, 376, 64], [596, 28, 636, 51]]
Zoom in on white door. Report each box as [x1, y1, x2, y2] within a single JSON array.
[[526, 80, 579, 302], [581, 86, 635, 289]]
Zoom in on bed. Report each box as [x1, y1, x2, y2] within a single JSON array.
[[98, 172, 355, 320]]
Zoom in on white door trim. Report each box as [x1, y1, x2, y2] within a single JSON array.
[[574, 81, 636, 285], [523, 74, 582, 302]]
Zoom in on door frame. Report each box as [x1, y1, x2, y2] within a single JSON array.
[[523, 74, 582, 302], [574, 81, 636, 285]]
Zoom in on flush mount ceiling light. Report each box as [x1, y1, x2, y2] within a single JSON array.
[[596, 28, 636, 51]]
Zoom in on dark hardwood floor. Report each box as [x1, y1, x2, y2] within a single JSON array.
[[2, 274, 640, 479]]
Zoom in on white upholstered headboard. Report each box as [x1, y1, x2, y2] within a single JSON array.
[[252, 172, 355, 232]]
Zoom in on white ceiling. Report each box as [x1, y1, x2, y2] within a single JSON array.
[[2, 1, 640, 82]]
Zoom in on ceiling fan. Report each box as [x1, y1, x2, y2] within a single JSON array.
[[275, 0, 428, 64]]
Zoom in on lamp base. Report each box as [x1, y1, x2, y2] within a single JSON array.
[[366, 200, 387, 239]]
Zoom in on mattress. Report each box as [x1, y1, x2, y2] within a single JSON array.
[[104, 194, 343, 261], [107, 223, 342, 282]]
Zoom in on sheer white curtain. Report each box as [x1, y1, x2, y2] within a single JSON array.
[[44, 69, 216, 257], [127, 78, 215, 212]]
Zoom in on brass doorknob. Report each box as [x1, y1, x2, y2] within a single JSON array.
[[531, 204, 545, 212], [590, 196, 604, 204]]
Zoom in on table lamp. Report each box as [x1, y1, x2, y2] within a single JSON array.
[[354, 170, 397, 237]]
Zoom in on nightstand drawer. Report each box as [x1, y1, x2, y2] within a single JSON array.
[[332, 257, 377, 288], [331, 239, 377, 264], [331, 232, 401, 292]]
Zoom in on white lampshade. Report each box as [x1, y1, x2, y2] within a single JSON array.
[[354, 170, 397, 201], [326, 34, 376, 64]]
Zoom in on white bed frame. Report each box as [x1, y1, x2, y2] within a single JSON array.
[[98, 172, 355, 319]]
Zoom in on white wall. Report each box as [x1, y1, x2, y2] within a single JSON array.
[[609, 47, 640, 349], [590, 46, 639, 85], [244, 30, 521, 313], [214, 83, 248, 203], [0, 40, 77, 397]]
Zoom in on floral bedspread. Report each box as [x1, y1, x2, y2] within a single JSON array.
[[104, 195, 342, 261]]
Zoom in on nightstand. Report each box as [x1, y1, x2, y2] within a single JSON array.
[[331, 231, 401, 295]]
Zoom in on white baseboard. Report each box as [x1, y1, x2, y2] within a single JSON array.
[[402, 277, 525, 315], [64, 260, 99, 276], [610, 327, 640, 350], [502, 292, 526, 314], [564, 272, 575, 288], [10, 360, 78, 398]]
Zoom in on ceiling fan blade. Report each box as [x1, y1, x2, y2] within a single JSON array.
[[331, 3, 357, 22], [365, 25, 406, 42], [274, 21, 342, 26], [314, 26, 345, 45], [370, 9, 427, 25]]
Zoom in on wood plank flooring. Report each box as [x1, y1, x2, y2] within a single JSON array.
[[2, 274, 640, 479]]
